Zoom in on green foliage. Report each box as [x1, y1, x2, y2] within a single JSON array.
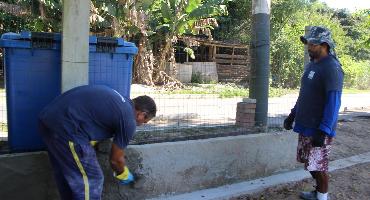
[[151, 0, 229, 36], [214, 0, 252, 43], [215, 0, 369, 90], [191, 72, 202, 83], [269, 87, 298, 97], [1, 0, 369, 90], [0, 0, 62, 34], [219, 86, 248, 98], [345, 10, 370, 60], [343, 88, 370, 94], [269, 0, 365, 88], [0, 12, 27, 34], [184, 47, 195, 59], [340, 55, 370, 89], [190, 72, 217, 84], [163, 83, 248, 98]]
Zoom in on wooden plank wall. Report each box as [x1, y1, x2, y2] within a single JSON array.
[[214, 47, 250, 84]]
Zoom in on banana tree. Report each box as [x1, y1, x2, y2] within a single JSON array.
[[149, 0, 229, 85], [89, 0, 158, 85]]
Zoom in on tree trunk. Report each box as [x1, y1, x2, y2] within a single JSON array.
[[151, 35, 182, 88], [153, 35, 172, 84], [133, 34, 155, 86], [38, 0, 46, 19]]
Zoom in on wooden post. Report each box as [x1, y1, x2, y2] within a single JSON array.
[[208, 46, 214, 61], [231, 47, 235, 65], [213, 45, 217, 61]]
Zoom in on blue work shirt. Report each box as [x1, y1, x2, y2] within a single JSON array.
[[291, 54, 343, 137], [292, 90, 342, 137], [39, 85, 136, 149], [294, 55, 343, 129]]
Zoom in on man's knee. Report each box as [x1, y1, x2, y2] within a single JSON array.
[[312, 171, 328, 180]]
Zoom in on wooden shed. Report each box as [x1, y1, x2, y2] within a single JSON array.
[[176, 36, 250, 84]]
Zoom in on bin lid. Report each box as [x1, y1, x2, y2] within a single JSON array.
[[0, 31, 138, 55], [0, 31, 61, 49], [89, 35, 138, 55]]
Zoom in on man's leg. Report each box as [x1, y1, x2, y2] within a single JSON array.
[[309, 171, 317, 179], [304, 137, 332, 200], [46, 140, 104, 200], [311, 171, 328, 193], [297, 135, 332, 200], [67, 142, 104, 200], [47, 150, 74, 200], [315, 171, 329, 200], [39, 121, 104, 200], [39, 122, 73, 200]]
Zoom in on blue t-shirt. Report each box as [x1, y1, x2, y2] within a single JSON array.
[[293, 90, 341, 137], [39, 85, 136, 149], [290, 55, 343, 137], [294, 55, 343, 129]]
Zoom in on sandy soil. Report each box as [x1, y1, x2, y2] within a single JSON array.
[[231, 108, 370, 200], [232, 163, 370, 200]]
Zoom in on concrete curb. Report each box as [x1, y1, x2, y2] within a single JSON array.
[[150, 151, 370, 200]]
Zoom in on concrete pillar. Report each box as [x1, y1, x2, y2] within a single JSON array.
[[303, 26, 312, 68], [249, 0, 271, 129], [61, 0, 90, 92]]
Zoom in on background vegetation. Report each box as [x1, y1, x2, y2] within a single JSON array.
[[1, 0, 369, 89]]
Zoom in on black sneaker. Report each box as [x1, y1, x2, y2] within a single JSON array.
[[299, 191, 317, 200]]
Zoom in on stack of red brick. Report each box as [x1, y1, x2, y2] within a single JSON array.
[[235, 98, 256, 128]]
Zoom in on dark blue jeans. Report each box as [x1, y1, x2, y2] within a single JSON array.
[[39, 121, 104, 200]]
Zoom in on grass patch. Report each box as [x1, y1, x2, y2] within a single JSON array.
[[161, 83, 248, 98], [0, 123, 7, 132], [160, 84, 298, 98], [269, 87, 298, 97], [343, 88, 370, 94]]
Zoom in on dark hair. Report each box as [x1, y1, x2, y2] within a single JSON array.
[[132, 95, 157, 119]]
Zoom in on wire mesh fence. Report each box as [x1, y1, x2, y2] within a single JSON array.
[[130, 84, 298, 131], [0, 39, 301, 144], [0, 50, 7, 141]]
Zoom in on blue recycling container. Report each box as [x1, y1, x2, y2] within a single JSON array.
[[88, 36, 138, 97], [0, 31, 138, 152]]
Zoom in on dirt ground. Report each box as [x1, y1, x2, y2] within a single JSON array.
[[231, 108, 370, 200]]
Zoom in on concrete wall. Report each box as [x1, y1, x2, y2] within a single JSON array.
[[98, 131, 298, 200], [185, 62, 218, 83], [0, 132, 298, 200], [0, 152, 59, 200], [166, 63, 193, 83]]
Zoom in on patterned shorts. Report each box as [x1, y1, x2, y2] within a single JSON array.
[[296, 134, 333, 172]]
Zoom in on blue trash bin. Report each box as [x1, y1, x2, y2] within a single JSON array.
[[89, 36, 138, 97], [0, 32, 137, 152], [0, 32, 62, 152]]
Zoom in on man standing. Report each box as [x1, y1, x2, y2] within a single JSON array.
[[284, 26, 344, 200], [38, 85, 157, 200]]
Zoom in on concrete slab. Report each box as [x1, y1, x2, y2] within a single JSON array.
[[98, 132, 299, 200], [150, 151, 370, 200]]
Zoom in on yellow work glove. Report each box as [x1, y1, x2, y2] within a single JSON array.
[[115, 166, 134, 185]]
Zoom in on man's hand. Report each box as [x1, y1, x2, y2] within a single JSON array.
[[312, 130, 326, 147], [283, 114, 295, 130], [116, 166, 135, 185]]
